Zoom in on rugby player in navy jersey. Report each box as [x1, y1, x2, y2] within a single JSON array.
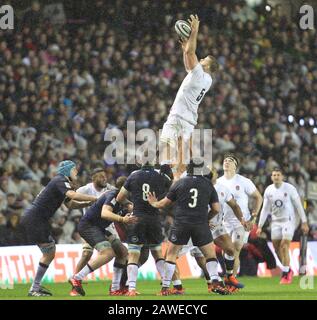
[[20, 160, 98, 296], [116, 163, 173, 296], [148, 160, 228, 295], [68, 176, 138, 297]]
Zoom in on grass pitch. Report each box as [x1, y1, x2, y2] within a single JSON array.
[[1, 277, 316, 300]]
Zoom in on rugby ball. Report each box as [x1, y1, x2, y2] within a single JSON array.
[[175, 20, 191, 39]]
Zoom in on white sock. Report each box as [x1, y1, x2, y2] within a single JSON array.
[[111, 264, 124, 291], [30, 263, 49, 291], [206, 259, 219, 281], [74, 264, 93, 280], [282, 265, 290, 273], [127, 263, 139, 291], [155, 259, 165, 279], [172, 279, 182, 286], [162, 261, 176, 288]]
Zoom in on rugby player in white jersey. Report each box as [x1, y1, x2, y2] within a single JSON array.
[[217, 155, 263, 278], [160, 14, 219, 174], [256, 168, 309, 284]]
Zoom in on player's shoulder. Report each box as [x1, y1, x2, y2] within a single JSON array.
[[264, 184, 275, 193], [283, 182, 297, 192], [77, 182, 93, 193], [236, 174, 255, 185]]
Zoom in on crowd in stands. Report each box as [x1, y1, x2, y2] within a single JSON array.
[[0, 0, 316, 246]]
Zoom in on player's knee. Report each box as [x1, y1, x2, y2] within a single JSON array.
[[224, 245, 235, 257], [39, 241, 56, 260], [112, 239, 128, 259], [139, 248, 150, 266], [280, 240, 290, 251], [95, 241, 113, 255], [82, 250, 93, 260]]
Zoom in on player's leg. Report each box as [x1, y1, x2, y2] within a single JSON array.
[[231, 226, 246, 276], [160, 242, 183, 295], [159, 117, 179, 167], [126, 244, 142, 295], [159, 224, 189, 295], [215, 233, 244, 289], [75, 241, 93, 274], [280, 222, 295, 284], [29, 240, 56, 296], [271, 223, 288, 282], [150, 245, 165, 280], [23, 215, 55, 297], [193, 223, 228, 295], [70, 240, 114, 296], [198, 243, 228, 295], [146, 216, 165, 279], [109, 236, 128, 295]]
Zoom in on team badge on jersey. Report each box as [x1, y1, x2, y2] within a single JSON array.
[[131, 236, 139, 243], [221, 192, 224, 197], [236, 185, 240, 191], [284, 193, 287, 197], [170, 233, 177, 242]]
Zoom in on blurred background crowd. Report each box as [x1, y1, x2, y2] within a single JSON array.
[[0, 0, 316, 250]]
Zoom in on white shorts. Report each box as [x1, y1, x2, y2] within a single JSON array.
[[224, 223, 250, 246], [160, 115, 194, 147], [211, 223, 228, 240], [271, 221, 295, 241]]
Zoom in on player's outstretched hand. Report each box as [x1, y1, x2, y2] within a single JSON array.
[[147, 192, 157, 205], [301, 222, 309, 235], [122, 213, 138, 224], [188, 14, 200, 32]]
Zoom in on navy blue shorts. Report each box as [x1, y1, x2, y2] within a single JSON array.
[[168, 222, 212, 247], [127, 216, 163, 246], [20, 209, 53, 245]]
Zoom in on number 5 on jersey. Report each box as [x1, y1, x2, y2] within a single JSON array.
[[142, 183, 150, 201], [189, 188, 198, 208]]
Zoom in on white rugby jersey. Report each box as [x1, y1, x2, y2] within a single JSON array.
[[169, 63, 212, 125], [76, 182, 115, 214], [211, 182, 233, 226], [258, 182, 307, 227], [217, 174, 257, 224]]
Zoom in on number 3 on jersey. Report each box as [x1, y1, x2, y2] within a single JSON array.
[[189, 188, 198, 208], [196, 88, 206, 102], [142, 183, 150, 201]]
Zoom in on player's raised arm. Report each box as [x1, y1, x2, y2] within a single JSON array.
[[184, 14, 199, 70], [179, 38, 190, 72]]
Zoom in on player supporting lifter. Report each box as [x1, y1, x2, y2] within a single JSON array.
[[173, 165, 247, 293], [160, 14, 219, 173], [148, 160, 228, 296], [218, 154, 263, 279], [20, 160, 97, 296], [72, 168, 117, 275], [256, 168, 309, 284], [68, 176, 137, 296], [116, 162, 173, 296]]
